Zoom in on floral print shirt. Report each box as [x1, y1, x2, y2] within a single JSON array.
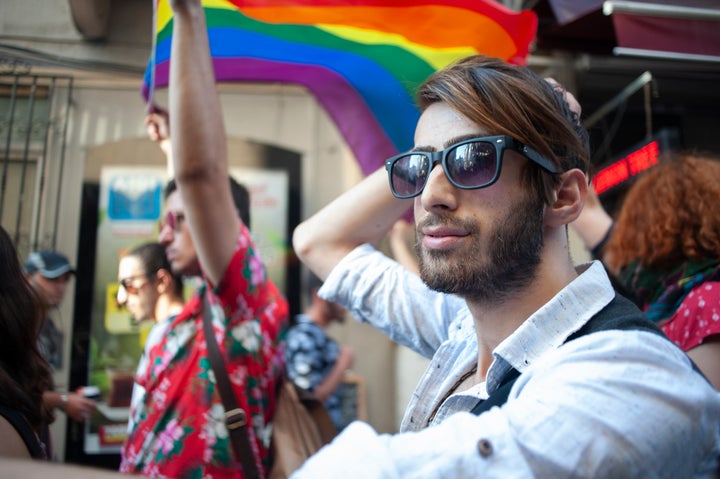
[[120, 225, 289, 478]]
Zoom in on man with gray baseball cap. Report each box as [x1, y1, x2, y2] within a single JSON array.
[[25, 250, 76, 367], [24, 250, 96, 426], [25, 250, 76, 280]]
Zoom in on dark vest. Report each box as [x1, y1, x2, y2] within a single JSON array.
[[471, 294, 703, 415]]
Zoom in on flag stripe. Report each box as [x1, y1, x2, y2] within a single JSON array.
[[145, 0, 537, 174], [148, 57, 397, 171], [149, 23, 421, 152]]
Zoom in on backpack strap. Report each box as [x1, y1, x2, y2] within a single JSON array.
[[0, 405, 47, 459], [471, 294, 669, 416]]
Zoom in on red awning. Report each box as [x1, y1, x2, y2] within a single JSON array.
[[604, 1, 720, 61]]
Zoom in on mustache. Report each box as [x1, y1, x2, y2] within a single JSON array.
[[416, 213, 480, 235]]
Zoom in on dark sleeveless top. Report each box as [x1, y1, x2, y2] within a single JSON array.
[[0, 405, 48, 459]]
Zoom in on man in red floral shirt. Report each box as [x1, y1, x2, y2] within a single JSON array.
[[119, 1, 289, 476]]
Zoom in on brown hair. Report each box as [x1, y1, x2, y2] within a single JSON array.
[[607, 153, 720, 271], [0, 226, 54, 431], [416, 55, 590, 204], [125, 242, 184, 298]]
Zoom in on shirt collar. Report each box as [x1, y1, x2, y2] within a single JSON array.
[[294, 313, 313, 324], [487, 261, 615, 392]]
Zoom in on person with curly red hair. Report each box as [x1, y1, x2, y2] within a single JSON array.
[[573, 152, 720, 389]]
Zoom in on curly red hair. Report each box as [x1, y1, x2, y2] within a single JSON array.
[[606, 153, 720, 272]]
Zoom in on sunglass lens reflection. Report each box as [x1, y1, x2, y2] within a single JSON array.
[[393, 154, 429, 197], [446, 142, 497, 188]]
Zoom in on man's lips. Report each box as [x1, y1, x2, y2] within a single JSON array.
[[420, 226, 469, 250]]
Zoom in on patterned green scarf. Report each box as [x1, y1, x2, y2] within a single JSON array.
[[617, 259, 720, 323]]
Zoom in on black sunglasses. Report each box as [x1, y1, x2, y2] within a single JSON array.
[[384, 135, 559, 199], [118, 273, 154, 294]]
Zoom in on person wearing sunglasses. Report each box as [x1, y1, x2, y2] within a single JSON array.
[[116, 242, 185, 436], [292, 56, 720, 477], [119, 4, 289, 476], [117, 242, 184, 325]]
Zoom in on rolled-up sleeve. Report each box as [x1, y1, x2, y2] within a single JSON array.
[[319, 244, 467, 358]]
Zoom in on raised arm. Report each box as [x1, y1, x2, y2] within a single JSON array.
[[167, 0, 239, 284], [292, 167, 413, 280], [569, 185, 614, 263]]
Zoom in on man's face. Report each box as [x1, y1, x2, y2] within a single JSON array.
[[412, 102, 545, 304], [30, 272, 72, 308], [116, 255, 158, 323], [158, 190, 201, 277]]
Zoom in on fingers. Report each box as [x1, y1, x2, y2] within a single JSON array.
[[544, 77, 582, 120], [145, 114, 169, 139], [67, 394, 98, 421]]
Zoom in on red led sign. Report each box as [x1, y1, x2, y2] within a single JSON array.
[[592, 140, 660, 194]]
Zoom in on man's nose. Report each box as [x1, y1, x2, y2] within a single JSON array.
[[420, 163, 459, 211], [158, 223, 173, 244], [116, 285, 127, 306]]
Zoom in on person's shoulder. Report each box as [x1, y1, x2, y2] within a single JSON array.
[[669, 281, 720, 328], [288, 318, 322, 334], [664, 281, 720, 348], [0, 415, 33, 459], [684, 281, 720, 306]]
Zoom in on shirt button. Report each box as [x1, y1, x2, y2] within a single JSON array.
[[477, 438, 493, 457]]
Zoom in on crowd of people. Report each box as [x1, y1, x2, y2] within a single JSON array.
[[2, 0, 720, 477]]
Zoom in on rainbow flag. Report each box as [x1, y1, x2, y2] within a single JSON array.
[[144, 0, 538, 174]]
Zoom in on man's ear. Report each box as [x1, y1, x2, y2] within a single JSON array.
[[155, 269, 172, 294], [545, 169, 587, 227]]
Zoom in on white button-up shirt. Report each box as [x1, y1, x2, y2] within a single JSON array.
[[293, 244, 720, 478]]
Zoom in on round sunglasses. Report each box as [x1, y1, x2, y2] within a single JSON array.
[[384, 135, 559, 199]]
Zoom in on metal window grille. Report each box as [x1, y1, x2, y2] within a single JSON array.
[[0, 57, 73, 259]]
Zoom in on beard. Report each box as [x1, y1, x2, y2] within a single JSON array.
[[416, 192, 545, 305]]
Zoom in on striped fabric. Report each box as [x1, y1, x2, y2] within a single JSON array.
[[144, 0, 537, 174]]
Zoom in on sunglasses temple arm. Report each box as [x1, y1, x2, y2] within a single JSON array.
[[516, 144, 558, 173]]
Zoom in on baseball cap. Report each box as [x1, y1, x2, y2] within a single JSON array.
[[24, 251, 76, 279]]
